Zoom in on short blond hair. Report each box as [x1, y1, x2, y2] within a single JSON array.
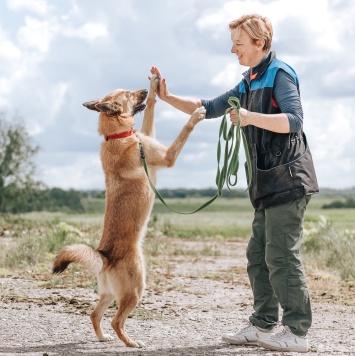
[[229, 14, 273, 52]]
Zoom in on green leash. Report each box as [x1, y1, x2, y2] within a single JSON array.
[[138, 96, 252, 214]]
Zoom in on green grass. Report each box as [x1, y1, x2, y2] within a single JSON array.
[[81, 197, 106, 214], [305, 196, 355, 230], [150, 195, 355, 239], [1, 195, 354, 279], [3, 195, 355, 238], [150, 197, 254, 239]]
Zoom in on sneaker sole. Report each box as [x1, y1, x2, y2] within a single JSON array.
[[222, 336, 258, 346], [257, 340, 308, 353]]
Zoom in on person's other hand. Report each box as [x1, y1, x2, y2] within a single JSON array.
[[229, 108, 249, 127]]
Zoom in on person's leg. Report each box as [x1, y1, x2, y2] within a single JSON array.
[[247, 209, 279, 330], [222, 209, 278, 346], [264, 196, 312, 336]]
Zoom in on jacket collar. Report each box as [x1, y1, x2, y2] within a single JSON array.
[[243, 51, 276, 83]]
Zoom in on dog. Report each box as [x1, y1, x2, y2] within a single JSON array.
[[52, 72, 206, 347]]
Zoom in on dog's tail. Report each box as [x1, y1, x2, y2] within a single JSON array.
[[52, 244, 103, 275]]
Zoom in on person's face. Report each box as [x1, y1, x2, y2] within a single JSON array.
[[231, 28, 264, 67]]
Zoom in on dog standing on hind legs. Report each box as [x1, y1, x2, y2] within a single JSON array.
[[52, 72, 206, 347]]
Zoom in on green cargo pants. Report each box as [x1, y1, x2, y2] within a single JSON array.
[[247, 196, 312, 336]]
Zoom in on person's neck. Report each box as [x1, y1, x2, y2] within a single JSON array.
[[250, 51, 269, 69]]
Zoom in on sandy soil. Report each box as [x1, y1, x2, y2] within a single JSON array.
[[0, 239, 354, 355]]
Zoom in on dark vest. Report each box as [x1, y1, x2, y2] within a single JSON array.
[[240, 52, 318, 210]]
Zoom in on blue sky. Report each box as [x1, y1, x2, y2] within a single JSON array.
[[1, 0, 354, 190]]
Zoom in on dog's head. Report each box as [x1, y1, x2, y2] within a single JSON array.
[[83, 88, 148, 136]]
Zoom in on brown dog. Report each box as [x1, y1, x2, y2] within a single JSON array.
[[52, 73, 206, 347]]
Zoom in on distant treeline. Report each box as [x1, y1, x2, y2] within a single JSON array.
[[322, 197, 355, 209], [1, 187, 355, 214], [0, 187, 248, 214], [1, 188, 84, 214], [82, 187, 355, 199], [79, 188, 250, 200]]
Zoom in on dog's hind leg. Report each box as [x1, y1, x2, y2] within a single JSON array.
[[90, 293, 115, 341], [141, 74, 159, 137], [111, 292, 144, 347]]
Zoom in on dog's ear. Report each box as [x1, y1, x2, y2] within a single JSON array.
[[83, 100, 102, 112], [94, 101, 117, 113]]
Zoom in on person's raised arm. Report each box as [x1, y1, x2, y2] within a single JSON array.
[[150, 66, 202, 115]]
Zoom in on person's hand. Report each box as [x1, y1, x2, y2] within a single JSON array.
[[229, 108, 249, 127], [149, 66, 169, 101]]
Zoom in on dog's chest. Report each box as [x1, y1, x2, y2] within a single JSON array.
[[101, 142, 146, 182]]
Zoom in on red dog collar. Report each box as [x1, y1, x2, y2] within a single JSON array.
[[105, 130, 135, 141]]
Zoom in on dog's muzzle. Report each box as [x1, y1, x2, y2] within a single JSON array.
[[132, 103, 146, 115], [132, 89, 148, 115]]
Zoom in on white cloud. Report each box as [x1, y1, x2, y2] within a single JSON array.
[[17, 16, 58, 52], [0, 31, 21, 61], [196, 11, 225, 35], [158, 109, 189, 122], [183, 151, 207, 163], [302, 96, 354, 188], [63, 22, 108, 41], [7, 0, 52, 15], [1, 0, 354, 190], [47, 82, 69, 124], [196, 0, 349, 53], [37, 153, 104, 190], [211, 62, 243, 88], [311, 101, 352, 159]]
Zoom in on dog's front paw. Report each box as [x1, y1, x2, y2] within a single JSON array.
[[189, 106, 206, 126], [149, 73, 159, 97]]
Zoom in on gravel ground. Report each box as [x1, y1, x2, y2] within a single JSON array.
[[0, 240, 354, 356]]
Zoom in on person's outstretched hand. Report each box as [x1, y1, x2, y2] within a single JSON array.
[[149, 66, 169, 101]]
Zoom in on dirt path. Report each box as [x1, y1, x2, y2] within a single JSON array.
[[0, 239, 354, 355]]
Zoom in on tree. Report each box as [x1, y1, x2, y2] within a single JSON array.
[[0, 113, 40, 213]]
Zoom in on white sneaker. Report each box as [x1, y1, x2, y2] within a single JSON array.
[[257, 325, 309, 352], [222, 322, 274, 346]]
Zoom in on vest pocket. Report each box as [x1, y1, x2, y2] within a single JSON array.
[[245, 134, 318, 208]]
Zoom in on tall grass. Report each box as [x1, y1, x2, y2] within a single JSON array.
[[302, 215, 355, 279], [0, 219, 94, 270]]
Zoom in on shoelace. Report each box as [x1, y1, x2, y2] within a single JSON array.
[[240, 322, 255, 333], [272, 326, 296, 340]]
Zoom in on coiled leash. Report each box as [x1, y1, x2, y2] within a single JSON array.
[[138, 96, 252, 214]]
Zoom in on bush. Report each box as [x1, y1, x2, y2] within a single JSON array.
[[0, 221, 85, 270], [322, 198, 355, 209], [0, 187, 84, 214], [0, 114, 40, 213]]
